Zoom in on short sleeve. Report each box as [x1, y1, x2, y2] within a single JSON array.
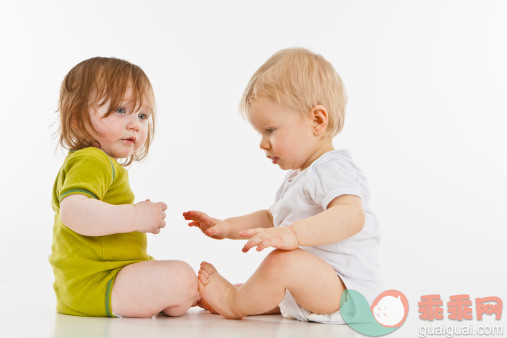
[[304, 158, 363, 209], [59, 148, 115, 202]]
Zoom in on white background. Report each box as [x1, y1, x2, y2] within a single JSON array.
[[1, 0, 506, 316]]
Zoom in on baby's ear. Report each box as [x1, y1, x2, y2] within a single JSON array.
[[310, 105, 329, 136]]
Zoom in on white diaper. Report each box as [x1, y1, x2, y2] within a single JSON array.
[[279, 289, 345, 324]]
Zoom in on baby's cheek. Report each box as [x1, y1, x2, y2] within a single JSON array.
[[138, 131, 149, 147]]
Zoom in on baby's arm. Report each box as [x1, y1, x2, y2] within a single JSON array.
[[183, 209, 273, 240], [289, 194, 364, 246], [61, 195, 167, 236], [241, 194, 364, 251], [225, 210, 274, 239]]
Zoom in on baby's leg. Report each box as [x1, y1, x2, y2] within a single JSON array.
[[111, 260, 198, 318], [198, 248, 344, 319], [195, 283, 280, 315]]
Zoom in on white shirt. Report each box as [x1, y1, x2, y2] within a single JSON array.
[[269, 149, 382, 304]]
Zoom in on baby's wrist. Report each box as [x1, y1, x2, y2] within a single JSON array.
[[223, 219, 233, 239], [288, 224, 301, 247], [130, 204, 141, 232]]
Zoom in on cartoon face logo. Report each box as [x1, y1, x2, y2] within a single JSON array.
[[371, 290, 409, 328]]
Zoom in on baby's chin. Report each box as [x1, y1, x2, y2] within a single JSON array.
[[115, 147, 140, 158], [275, 160, 290, 170], [280, 163, 302, 171], [106, 150, 135, 160]]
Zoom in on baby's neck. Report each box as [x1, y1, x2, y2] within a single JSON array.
[[299, 140, 335, 171]]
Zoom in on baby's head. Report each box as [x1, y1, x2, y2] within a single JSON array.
[[57, 57, 155, 165], [240, 48, 347, 170]]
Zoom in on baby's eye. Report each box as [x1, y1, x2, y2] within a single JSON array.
[[265, 128, 275, 134], [138, 113, 149, 121], [116, 107, 126, 114]]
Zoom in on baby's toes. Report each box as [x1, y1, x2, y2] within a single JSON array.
[[198, 269, 210, 285], [200, 261, 216, 275], [199, 268, 209, 279]]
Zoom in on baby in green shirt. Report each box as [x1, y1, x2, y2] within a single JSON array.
[[49, 57, 199, 317]]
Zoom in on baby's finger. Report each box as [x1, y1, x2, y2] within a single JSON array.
[[184, 210, 205, 220], [256, 239, 272, 251], [242, 236, 262, 253], [239, 228, 264, 238], [188, 221, 199, 227], [154, 202, 165, 209], [242, 243, 255, 253], [192, 211, 215, 226], [183, 210, 201, 220], [187, 212, 213, 228]]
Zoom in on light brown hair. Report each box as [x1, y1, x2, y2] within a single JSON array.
[[240, 48, 347, 137], [57, 57, 155, 165]]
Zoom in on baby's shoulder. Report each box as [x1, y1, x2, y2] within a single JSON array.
[[64, 147, 115, 173], [69, 146, 109, 159], [307, 149, 358, 176]]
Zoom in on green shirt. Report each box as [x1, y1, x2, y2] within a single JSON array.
[[49, 147, 152, 317]]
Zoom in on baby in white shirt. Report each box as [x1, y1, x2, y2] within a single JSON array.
[[184, 48, 382, 324]]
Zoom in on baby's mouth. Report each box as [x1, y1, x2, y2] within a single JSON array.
[[267, 156, 278, 164], [122, 137, 136, 145]]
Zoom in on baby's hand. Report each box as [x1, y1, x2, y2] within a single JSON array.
[[133, 199, 167, 234], [183, 211, 230, 239], [240, 227, 299, 252]]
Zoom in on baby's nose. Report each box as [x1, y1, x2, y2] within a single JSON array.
[[127, 116, 140, 130], [259, 137, 270, 150]]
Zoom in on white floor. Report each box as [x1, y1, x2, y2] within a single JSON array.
[[1, 286, 419, 338]]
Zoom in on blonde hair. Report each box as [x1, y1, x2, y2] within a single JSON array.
[[57, 57, 155, 166], [240, 48, 347, 137]]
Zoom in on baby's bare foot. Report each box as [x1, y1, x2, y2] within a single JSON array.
[[197, 262, 244, 319], [195, 298, 218, 314], [190, 293, 217, 313]]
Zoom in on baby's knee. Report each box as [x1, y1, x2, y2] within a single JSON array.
[[262, 249, 301, 275], [163, 303, 191, 317], [168, 261, 198, 302]]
